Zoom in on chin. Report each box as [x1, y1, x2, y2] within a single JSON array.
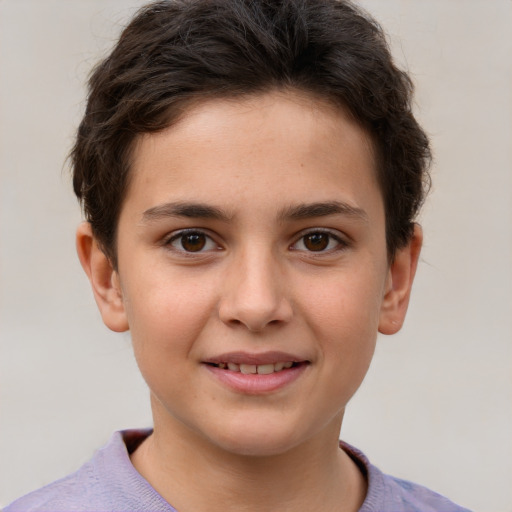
[[217, 436, 298, 458], [203, 417, 308, 458]]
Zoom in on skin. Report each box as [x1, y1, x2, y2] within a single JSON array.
[[77, 90, 422, 512]]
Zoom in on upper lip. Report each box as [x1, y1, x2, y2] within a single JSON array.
[[203, 351, 309, 366]]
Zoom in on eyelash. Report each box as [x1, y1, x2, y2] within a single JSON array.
[[163, 228, 348, 255], [290, 229, 348, 254], [164, 229, 220, 254]]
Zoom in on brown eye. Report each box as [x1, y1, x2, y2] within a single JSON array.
[[180, 232, 207, 252], [167, 230, 217, 253], [303, 232, 330, 251], [291, 231, 346, 253]]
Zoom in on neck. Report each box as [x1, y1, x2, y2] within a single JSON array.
[[130, 402, 366, 512]]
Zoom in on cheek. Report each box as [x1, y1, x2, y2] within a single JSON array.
[[296, 267, 383, 388], [122, 272, 218, 363], [299, 266, 385, 337]]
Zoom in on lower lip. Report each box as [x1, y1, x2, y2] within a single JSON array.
[[204, 363, 308, 394]]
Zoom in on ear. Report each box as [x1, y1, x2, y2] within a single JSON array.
[[378, 224, 423, 335], [76, 222, 129, 332]]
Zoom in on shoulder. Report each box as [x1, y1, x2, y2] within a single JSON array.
[[4, 458, 100, 512], [370, 472, 473, 512], [340, 441, 474, 512], [4, 430, 173, 512]]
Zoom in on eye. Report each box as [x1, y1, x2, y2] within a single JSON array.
[[291, 230, 346, 253], [167, 230, 219, 253]]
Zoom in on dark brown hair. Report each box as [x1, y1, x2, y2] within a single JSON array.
[[72, 0, 431, 266]]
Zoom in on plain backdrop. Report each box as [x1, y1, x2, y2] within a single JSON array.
[[0, 1, 511, 511]]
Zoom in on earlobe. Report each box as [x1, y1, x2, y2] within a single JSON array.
[[76, 222, 129, 333], [378, 224, 423, 335]]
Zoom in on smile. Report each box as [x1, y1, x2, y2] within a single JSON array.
[[203, 352, 309, 394], [209, 361, 297, 374]]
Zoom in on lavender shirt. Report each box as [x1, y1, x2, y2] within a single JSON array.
[[5, 430, 472, 512]]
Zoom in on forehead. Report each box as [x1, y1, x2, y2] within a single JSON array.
[[124, 90, 381, 222]]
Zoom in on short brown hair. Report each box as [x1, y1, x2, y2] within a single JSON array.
[[72, 0, 431, 266]]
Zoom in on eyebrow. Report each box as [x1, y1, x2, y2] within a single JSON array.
[[141, 200, 368, 224], [142, 202, 232, 223], [279, 201, 369, 223]]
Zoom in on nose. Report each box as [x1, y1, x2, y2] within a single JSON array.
[[218, 247, 293, 332]]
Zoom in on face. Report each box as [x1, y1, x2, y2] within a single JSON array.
[[82, 91, 416, 457]]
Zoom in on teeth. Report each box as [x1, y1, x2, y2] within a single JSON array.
[[257, 364, 275, 375], [215, 362, 296, 374], [240, 364, 257, 374]]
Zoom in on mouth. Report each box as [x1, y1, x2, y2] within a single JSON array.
[[206, 361, 304, 375], [202, 352, 310, 393]]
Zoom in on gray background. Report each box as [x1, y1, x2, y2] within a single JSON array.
[[1, 1, 511, 511]]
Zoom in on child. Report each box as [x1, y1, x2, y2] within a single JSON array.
[[5, 0, 472, 511]]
